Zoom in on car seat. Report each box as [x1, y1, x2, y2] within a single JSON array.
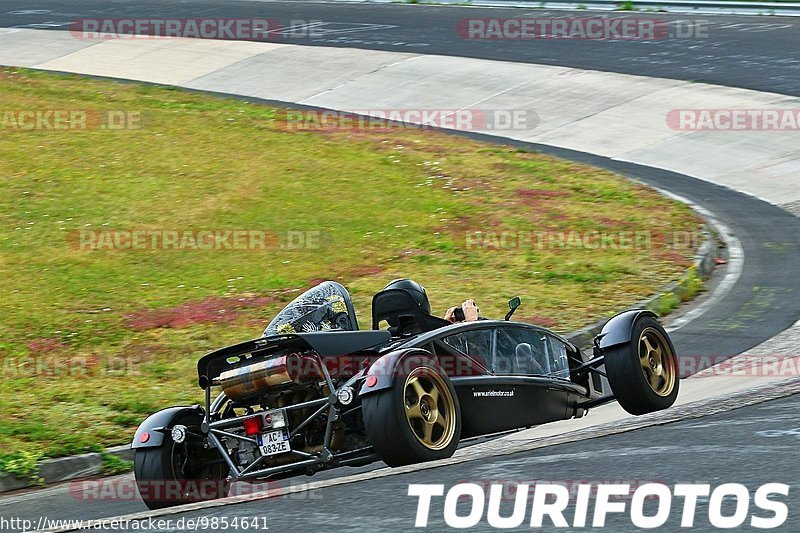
[[515, 342, 545, 375]]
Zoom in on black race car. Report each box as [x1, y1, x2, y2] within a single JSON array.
[[131, 281, 679, 509]]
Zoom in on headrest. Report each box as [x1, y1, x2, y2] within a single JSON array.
[[372, 288, 449, 335]]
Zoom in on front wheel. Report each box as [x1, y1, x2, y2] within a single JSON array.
[[362, 362, 461, 467], [604, 316, 679, 415], [134, 416, 230, 509]]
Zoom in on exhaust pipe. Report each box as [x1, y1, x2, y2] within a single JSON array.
[[217, 354, 318, 401]]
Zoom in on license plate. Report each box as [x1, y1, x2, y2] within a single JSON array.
[[257, 429, 291, 457]]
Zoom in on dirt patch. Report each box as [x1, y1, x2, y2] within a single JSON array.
[[118, 343, 169, 364], [653, 250, 693, 266], [517, 188, 570, 198], [516, 315, 558, 328], [515, 189, 572, 212], [453, 177, 493, 192], [595, 217, 630, 229], [305, 278, 331, 288], [350, 265, 385, 277]]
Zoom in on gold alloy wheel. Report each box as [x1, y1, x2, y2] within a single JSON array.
[[638, 326, 676, 397], [403, 367, 456, 450]]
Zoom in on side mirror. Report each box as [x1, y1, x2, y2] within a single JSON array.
[[504, 297, 521, 321]]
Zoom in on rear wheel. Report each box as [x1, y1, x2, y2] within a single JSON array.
[[134, 415, 230, 509], [362, 361, 461, 467], [604, 316, 679, 415]]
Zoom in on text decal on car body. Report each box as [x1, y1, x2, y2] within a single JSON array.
[[472, 389, 515, 398]]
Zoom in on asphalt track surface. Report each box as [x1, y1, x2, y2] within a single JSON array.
[[1, 0, 799, 530], [74, 394, 800, 532], [3, 393, 799, 531], [1, 1, 800, 95]]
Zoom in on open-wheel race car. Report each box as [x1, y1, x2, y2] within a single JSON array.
[[131, 280, 679, 509]]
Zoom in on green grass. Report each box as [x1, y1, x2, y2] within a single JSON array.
[[0, 68, 701, 470], [100, 452, 134, 475], [647, 266, 704, 316], [0, 450, 43, 483]]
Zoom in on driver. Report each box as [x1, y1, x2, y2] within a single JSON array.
[[444, 299, 481, 323]]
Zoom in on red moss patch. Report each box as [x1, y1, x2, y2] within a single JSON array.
[[27, 338, 68, 354], [124, 295, 276, 331]]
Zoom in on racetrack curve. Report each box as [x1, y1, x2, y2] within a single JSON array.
[[0, 1, 799, 530], [1, 0, 799, 95]]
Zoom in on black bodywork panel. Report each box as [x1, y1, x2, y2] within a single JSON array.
[[598, 309, 658, 348], [197, 330, 391, 388], [452, 376, 584, 437], [131, 405, 202, 449], [301, 330, 391, 357]]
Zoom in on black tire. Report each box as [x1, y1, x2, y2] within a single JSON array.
[[134, 415, 230, 509], [604, 316, 679, 416], [362, 360, 461, 467]]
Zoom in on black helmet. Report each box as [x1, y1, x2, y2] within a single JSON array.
[[382, 278, 430, 314]]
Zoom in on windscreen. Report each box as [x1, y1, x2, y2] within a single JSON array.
[[263, 281, 358, 336]]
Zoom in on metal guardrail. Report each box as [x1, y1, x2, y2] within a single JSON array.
[[399, 0, 800, 16], [540, 0, 800, 14]]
